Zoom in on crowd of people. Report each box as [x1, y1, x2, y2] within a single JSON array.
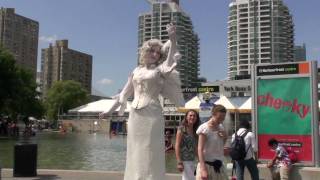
[[0, 117, 19, 137], [0, 116, 48, 137]]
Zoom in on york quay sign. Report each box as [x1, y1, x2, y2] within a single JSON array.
[[224, 86, 251, 92]]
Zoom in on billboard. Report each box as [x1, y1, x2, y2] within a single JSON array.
[[253, 62, 319, 165]]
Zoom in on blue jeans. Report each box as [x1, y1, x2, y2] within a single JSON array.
[[235, 158, 259, 180]]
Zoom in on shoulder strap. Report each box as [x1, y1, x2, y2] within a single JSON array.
[[240, 130, 252, 156], [242, 130, 254, 155], [240, 130, 249, 138]]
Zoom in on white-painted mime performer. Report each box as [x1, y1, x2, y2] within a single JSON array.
[[100, 23, 185, 180]]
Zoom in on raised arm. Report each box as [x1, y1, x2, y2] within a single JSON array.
[[163, 23, 178, 68]]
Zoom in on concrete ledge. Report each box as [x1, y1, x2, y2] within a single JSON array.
[[1, 168, 181, 180], [242, 164, 320, 180]]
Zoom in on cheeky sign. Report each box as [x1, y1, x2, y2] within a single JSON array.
[[257, 91, 310, 119], [253, 62, 319, 165]]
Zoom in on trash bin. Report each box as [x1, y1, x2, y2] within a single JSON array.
[[13, 143, 37, 177]]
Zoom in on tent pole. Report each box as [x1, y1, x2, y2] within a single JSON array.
[[235, 112, 237, 132]]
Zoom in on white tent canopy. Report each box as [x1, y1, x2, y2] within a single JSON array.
[[185, 96, 201, 109], [68, 99, 131, 113], [179, 95, 251, 113], [229, 96, 249, 110], [214, 96, 249, 111], [238, 97, 252, 112], [215, 96, 234, 109]]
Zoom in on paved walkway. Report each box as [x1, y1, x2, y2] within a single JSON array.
[[1, 168, 181, 180], [4, 165, 320, 180]]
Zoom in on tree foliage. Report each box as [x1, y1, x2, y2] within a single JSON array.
[[0, 47, 45, 120], [45, 80, 89, 122], [0, 48, 16, 109]]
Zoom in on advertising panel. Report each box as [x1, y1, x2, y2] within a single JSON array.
[[253, 62, 319, 165]]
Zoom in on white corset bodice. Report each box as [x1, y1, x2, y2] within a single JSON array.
[[131, 66, 164, 109]]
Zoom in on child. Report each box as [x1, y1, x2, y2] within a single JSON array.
[[267, 138, 291, 180], [165, 130, 174, 152]]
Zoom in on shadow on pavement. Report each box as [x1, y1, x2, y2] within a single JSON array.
[[32, 174, 61, 180]]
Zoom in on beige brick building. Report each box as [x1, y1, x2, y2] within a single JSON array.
[[41, 40, 92, 97], [0, 7, 39, 78]]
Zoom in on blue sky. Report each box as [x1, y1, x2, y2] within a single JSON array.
[[1, 0, 320, 96]]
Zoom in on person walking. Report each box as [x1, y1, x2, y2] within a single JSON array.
[[231, 120, 259, 180], [196, 105, 228, 180]]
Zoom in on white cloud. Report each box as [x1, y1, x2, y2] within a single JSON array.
[[311, 47, 320, 52], [97, 78, 114, 85], [39, 35, 58, 43]]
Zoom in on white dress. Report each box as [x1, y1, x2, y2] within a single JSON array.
[[118, 63, 184, 180]]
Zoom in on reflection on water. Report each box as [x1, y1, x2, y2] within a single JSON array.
[[0, 132, 179, 173]]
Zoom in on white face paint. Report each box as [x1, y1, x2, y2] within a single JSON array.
[[144, 46, 161, 65]]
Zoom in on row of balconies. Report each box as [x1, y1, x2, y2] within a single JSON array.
[[228, 59, 272, 71]]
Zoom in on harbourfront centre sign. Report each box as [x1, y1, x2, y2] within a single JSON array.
[[181, 86, 219, 93], [252, 61, 319, 166]]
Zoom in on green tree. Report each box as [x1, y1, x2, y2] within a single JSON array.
[[0, 47, 44, 121], [45, 80, 89, 124], [6, 67, 45, 119], [0, 48, 17, 111]]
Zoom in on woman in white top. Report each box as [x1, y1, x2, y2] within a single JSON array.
[[100, 23, 184, 180], [231, 120, 259, 180], [196, 105, 228, 180]]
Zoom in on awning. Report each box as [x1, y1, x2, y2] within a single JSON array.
[[177, 108, 199, 113]]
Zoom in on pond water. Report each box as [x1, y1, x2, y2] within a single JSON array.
[[0, 132, 179, 173]]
